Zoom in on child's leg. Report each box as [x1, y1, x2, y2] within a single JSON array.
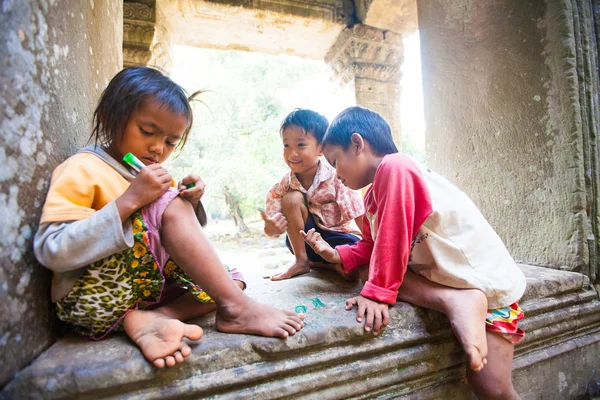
[[124, 279, 245, 368], [271, 191, 310, 280], [396, 269, 489, 372], [466, 332, 519, 400], [161, 197, 304, 334]]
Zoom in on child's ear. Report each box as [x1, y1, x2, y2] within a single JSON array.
[[350, 133, 365, 154], [317, 144, 323, 156]]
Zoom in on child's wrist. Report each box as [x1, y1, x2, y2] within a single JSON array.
[[116, 193, 141, 221], [331, 249, 341, 264]]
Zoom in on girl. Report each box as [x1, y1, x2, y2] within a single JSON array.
[[34, 67, 304, 369]]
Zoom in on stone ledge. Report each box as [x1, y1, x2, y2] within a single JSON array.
[[2, 264, 599, 399]]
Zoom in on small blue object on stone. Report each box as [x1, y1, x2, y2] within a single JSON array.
[[294, 305, 307, 313]]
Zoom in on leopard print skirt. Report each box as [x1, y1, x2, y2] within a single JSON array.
[[56, 209, 225, 339]]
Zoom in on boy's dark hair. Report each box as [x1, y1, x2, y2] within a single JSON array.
[[90, 66, 201, 153], [280, 108, 329, 144], [324, 106, 398, 156]]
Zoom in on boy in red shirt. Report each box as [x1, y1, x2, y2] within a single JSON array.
[[302, 106, 526, 399]]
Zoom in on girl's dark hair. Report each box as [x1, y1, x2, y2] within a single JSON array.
[[324, 106, 398, 156], [90, 66, 201, 153], [280, 108, 329, 144]]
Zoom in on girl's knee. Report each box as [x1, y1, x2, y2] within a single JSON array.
[[163, 195, 195, 222]]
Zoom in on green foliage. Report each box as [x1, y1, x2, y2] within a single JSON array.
[[166, 48, 333, 221], [166, 46, 426, 222]]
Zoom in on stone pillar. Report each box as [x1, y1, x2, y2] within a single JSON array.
[[148, 1, 174, 71], [123, 1, 155, 67], [325, 25, 404, 147], [418, 0, 599, 278], [0, 0, 122, 387]]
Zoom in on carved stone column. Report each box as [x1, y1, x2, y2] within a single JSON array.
[[325, 24, 404, 147], [123, 1, 156, 68]]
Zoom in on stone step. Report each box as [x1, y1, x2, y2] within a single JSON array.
[[2, 264, 599, 399]]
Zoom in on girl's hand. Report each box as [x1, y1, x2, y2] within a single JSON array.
[[116, 164, 172, 221], [259, 209, 288, 237], [346, 295, 390, 335], [178, 174, 206, 209], [300, 228, 341, 263]]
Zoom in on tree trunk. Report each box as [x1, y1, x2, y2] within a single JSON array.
[[222, 185, 249, 234]]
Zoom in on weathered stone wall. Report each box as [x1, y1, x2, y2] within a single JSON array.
[[0, 0, 122, 387], [355, 0, 418, 35], [418, 0, 598, 273], [157, 0, 353, 60]]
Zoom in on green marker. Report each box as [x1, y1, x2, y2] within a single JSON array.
[[124, 152, 195, 190], [123, 153, 145, 172]]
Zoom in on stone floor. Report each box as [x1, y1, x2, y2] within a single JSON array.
[[3, 261, 600, 399]]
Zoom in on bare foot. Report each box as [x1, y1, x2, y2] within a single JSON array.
[[270, 260, 310, 281], [215, 298, 304, 338], [443, 289, 489, 371], [123, 309, 204, 368]]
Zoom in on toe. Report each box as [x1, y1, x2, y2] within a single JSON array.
[[183, 324, 204, 341], [281, 323, 297, 336], [165, 356, 176, 367], [180, 342, 192, 358], [284, 310, 305, 321], [275, 328, 289, 338], [154, 358, 166, 368], [287, 318, 303, 330], [174, 351, 184, 363]]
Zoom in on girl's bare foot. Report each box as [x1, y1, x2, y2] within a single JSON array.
[[215, 298, 304, 338], [270, 260, 310, 281], [123, 309, 204, 368], [444, 289, 489, 371]]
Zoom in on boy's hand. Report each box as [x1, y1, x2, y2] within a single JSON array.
[[300, 228, 341, 264], [346, 295, 390, 335], [259, 209, 287, 237], [178, 174, 206, 209]]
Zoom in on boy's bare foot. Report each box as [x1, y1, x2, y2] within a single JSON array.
[[270, 260, 310, 281], [124, 309, 204, 368], [443, 289, 489, 371], [215, 298, 304, 338]]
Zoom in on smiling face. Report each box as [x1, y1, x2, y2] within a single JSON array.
[[107, 100, 188, 167], [281, 125, 322, 179]]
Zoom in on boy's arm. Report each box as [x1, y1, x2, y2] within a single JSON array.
[[360, 156, 432, 305], [264, 176, 288, 216], [336, 215, 374, 271], [34, 201, 134, 272], [263, 183, 286, 237]]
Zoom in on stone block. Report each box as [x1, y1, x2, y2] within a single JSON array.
[[2, 264, 599, 399]]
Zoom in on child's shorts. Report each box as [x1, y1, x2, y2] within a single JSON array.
[[286, 213, 360, 263], [486, 302, 525, 343], [56, 189, 237, 339]]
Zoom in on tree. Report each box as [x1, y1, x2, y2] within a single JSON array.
[[166, 47, 345, 234]]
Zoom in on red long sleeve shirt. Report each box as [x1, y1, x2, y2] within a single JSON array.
[[336, 154, 433, 304]]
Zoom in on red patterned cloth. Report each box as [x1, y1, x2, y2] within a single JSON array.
[[486, 301, 525, 343]]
